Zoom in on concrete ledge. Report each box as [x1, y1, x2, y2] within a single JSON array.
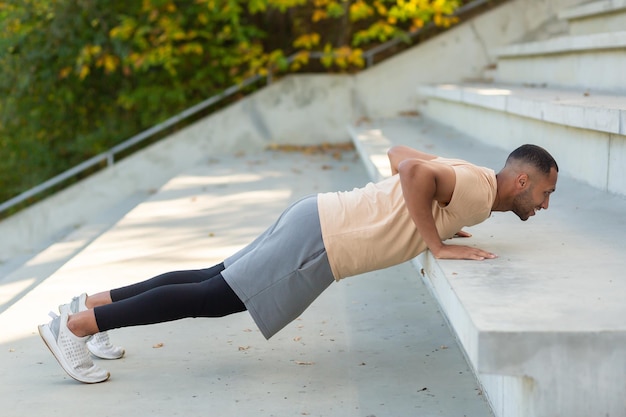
[[418, 83, 626, 135], [493, 30, 626, 57], [348, 115, 626, 417], [559, 0, 626, 36], [558, 0, 626, 20], [417, 83, 626, 196], [490, 30, 626, 91]]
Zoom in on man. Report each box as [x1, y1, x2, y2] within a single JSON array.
[[38, 144, 558, 383]]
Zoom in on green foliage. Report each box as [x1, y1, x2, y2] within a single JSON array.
[[0, 0, 462, 207]]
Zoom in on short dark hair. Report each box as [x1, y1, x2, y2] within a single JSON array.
[[506, 144, 559, 174]]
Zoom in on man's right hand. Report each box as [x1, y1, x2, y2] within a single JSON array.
[[432, 244, 497, 261]]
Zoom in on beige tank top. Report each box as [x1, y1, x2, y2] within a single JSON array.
[[317, 157, 497, 280]]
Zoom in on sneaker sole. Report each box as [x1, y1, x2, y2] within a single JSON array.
[[38, 324, 110, 384]]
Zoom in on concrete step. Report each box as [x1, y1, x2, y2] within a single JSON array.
[[348, 115, 626, 417], [0, 149, 493, 417], [491, 30, 626, 92], [417, 82, 626, 196], [559, 0, 626, 35]]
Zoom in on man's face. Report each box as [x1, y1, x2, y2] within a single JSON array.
[[512, 167, 558, 221]]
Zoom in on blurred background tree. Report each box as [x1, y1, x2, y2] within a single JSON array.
[[0, 0, 461, 205]]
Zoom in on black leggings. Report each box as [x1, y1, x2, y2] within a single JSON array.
[[93, 263, 247, 332]]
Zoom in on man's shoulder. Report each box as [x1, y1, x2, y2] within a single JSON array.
[[434, 156, 477, 167]]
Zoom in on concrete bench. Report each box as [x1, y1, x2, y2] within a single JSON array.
[[348, 115, 626, 417]]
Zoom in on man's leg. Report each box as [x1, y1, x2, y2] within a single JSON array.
[[40, 272, 245, 383], [70, 273, 244, 335], [84, 263, 226, 309], [111, 263, 226, 300]]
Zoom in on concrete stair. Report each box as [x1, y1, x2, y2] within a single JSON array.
[[348, 114, 626, 417], [559, 0, 626, 36], [417, 83, 626, 195], [418, 0, 626, 198], [492, 31, 626, 92], [365, 1, 626, 416]]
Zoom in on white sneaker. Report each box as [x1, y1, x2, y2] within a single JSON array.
[[60, 293, 125, 360], [38, 312, 110, 383]]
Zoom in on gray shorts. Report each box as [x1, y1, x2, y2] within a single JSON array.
[[222, 195, 334, 339]]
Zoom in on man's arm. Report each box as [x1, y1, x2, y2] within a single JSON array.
[[396, 157, 497, 261]]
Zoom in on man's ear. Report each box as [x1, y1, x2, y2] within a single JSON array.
[[517, 173, 529, 189]]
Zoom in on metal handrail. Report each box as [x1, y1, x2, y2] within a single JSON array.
[[0, 0, 490, 216], [0, 73, 262, 215]]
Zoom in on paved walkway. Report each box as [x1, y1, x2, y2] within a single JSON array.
[[1, 148, 491, 417]]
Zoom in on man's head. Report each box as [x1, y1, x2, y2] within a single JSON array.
[[495, 144, 559, 221]]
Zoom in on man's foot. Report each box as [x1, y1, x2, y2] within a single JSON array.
[[38, 312, 110, 383], [59, 293, 125, 360]]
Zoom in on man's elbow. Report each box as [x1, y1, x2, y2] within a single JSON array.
[[388, 146, 405, 174], [387, 145, 409, 160], [387, 146, 400, 165]]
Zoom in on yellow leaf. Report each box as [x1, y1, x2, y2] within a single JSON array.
[[103, 54, 118, 73], [312, 9, 327, 22], [78, 65, 90, 80], [293, 50, 310, 64], [413, 18, 424, 28], [349, 0, 373, 21], [375, 1, 387, 16], [165, 1, 177, 13], [293, 33, 320, 49], [59, 67, 72, 79]]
